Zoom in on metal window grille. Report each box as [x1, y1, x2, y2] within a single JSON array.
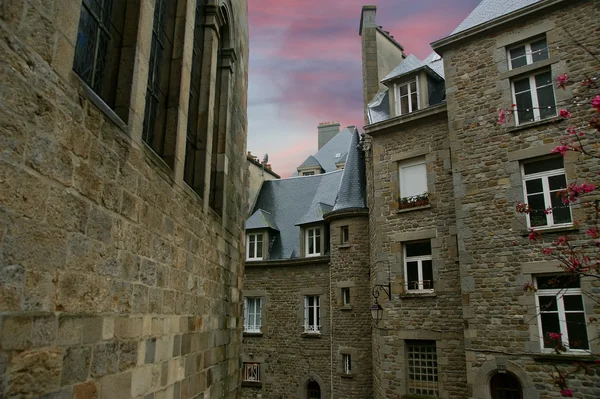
[[343, 354, 351, 374], [244, 297, 262, 333], [142, 0, 175, 151], [242, 363, 260, 382], [304, 296, 320, 332], [73, 0, 125, 107], [184, 0, 207, 193], [407, 340, 438, 396]]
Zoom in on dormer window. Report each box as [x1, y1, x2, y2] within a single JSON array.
[[305, 226, 321, 257], [395, 78, 419, 115], [247, 232, 264, 260]]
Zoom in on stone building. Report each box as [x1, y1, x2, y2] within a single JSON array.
[[246, 152, 279, 215], [362, 0, 600, 398], [240, 125, 373, 398], [0, 0, 248, 398]]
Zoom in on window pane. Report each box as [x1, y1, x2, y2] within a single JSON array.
[[515, 91, 534, 123], [411, 91, 419, 111], [536, 84, 556, 120], [406, 242, 432, 257], [401, 96, 409, 114], [531, 39, 549, 62], [256, 239, 263, 257], [527, 193, 547, 227], [509, 46, 527, 68], [407, 261, 419, 290], [249, 241, 255, 257], [563, 295, 584, 311], [410, 81, 417, 93], [540, 313, 560, 348], [400, 84, 408, 96], [422, 260, 433, 289], [525, 179, 543, 194], [539, 296, 558, 311], [400, 162, 427, 198], [523, 157, 564, 175], [537, 275, 580, 289], [513, 77, 531, 93], [308, 235, 314, 254], [566, 313, 589, 350], [548, 175, 567, 191], [550, 194, 571, 224]]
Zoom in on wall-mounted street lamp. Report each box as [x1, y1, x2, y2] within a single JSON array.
[[371, 260, 391, 324]]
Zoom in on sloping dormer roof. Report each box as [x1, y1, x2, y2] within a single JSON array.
[[332, 129, 366, 212], [382, 53, 444, 84], [294, 127, 353, 175], [298, 155, 322, 169], [451, 0, 541, 34], [246, 209, 279, 231]]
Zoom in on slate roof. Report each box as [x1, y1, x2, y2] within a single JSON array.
[[423, 52, 444, 79], [246, 209, 279, 231], [294, 127, 353, 175], [367, 89, 391, 124], [332, 129, 366, 211], [298, 155, 322, 169], [382, 53, 444, 83], [452, 0, 540, 34]]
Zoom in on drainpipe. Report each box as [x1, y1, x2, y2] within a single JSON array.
[[330, 257, 334, 398]]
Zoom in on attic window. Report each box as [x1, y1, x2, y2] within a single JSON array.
[[395, 78, 419, 116]]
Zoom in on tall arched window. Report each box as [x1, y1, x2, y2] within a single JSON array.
[[307, 380, 321, 399], [490, 372, 523, 399]]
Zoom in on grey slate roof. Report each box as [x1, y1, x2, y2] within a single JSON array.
[[250, 171, 343, 259], [332, 129, 366, 211], [367, 89, 391, 124], [382, 54, 425, 82], [423, 52, 444, 79], [246, 209, 279, 231], [298, 155, 322, 169], [294, 127, 353, 175], [452, 0, 540, 34]]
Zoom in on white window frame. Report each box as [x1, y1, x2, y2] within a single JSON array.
[[534, 276, 589, 353], [404, 242, 433, 292], [305, 227, 321, 257], [398, 157, 427, 201], [343, 354, 352, 375], [242, 362, 260, 382], [341, 226, 349, 244], [246, 232, 264, 260], [511, 70, 556, 125], [521, 158, 572, 229], [304, 295, 320, 333], [507, 37, 549, 70], [407, 340, 439, 396], [341, 287, 350, 306], [394, 76, 419, 116], [243, 297, 262, 333]]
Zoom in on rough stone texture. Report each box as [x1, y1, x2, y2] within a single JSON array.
[[0, 0, 249, 398]]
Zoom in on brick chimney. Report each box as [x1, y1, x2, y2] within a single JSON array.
[[317, 122, 340, 150]]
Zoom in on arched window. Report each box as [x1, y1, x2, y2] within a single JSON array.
[[307, 380, 321, 399], [490, 372, 523, 399]]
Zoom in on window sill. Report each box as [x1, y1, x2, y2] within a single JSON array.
[[75, 73, 128, 132], [338, 244, 351, 249], [243, 332, 263, 337], [396, 204, 431, 214], [533, 353, 597, 363], [339, 305, 353, 311], [507, 116, 562, 133], [301, 332, 322, 338], [341, 373, 354, 379], [241, 381, 262, 388], [399, 291, 436, 299], [521, 225, 578, 237]]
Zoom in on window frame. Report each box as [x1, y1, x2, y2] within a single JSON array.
[[394, 77, 420, 116], [305, 227, 322, 257], [511, 69, 557, 125], [246, 232, 265, 261], [341, 226, 349, 244], [407, 340, 439, 397], [404, 241, 434, 292], [507, 37, 549, 70], [534, 275, 589, 353], [341, 287, 351, 306], [520, 157, 572, 229], [242, 362, 261, 382], [243, 297, 262, 333], [343, 354, 352, 375], [398, 157, 428, 201], [304, 295, 321, 333]]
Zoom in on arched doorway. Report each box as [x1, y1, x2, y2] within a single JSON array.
[[490, 373, 523, 399], [307, 380, 321, 399]]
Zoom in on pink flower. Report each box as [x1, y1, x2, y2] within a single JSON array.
[[560, 389, 573, 397], [552, 145, 569, 155], [549, 332, 562, 340], [498, 109, 506, 124], [592, 95, 600, 113], [557, 74, 568, 89], [559, 109, 571, 119], [566, 126, 577, 135], [542, 247, 553, 255]]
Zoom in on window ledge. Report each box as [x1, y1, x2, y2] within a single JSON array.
[[241, 381, 262, 388], [301, 332, 322, 338], [243, 332, 263, 337], [76, 74, 128, 132], [396, 204, 431, 214], [339, 305, 353, 311], [520, 225, 578, 237], [399, 291, 436, 299], [338, 244, 351, 249], [341, 373, 354, 379], [533, 353, 597, 363], [507, 116, 562, 133]]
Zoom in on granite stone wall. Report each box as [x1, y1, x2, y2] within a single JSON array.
[[0, 0, 248, 398]]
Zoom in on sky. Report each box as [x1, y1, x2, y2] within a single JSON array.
[[247, 0, 482, 177]]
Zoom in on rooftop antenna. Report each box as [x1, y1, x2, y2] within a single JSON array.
[[262, 153, 268, 176]]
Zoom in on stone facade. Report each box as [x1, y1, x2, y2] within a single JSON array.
[[363, 1, 600, 399], [0, 0, 248, 398]]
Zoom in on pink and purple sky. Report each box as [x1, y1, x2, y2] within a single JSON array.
[[247, 0, 481, 177]]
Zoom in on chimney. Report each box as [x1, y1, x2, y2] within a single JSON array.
[[317, 122, 340, 150]]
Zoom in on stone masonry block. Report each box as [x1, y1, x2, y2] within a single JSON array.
[[61, 345, 91, 386], [6, 347, 62, 397], [90, 341, 118, 378], [1, 316, 32, 350], [100, 371, 132, 399]]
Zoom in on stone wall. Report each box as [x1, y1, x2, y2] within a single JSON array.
[[365, 110, 468, 398], [0, 0, 248, 398], [439, 1, 600, 397]]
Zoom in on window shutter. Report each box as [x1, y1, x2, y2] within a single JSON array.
[[401, 163, 427, 198]]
